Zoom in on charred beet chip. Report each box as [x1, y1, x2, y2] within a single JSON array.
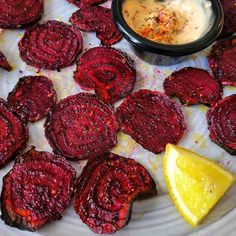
[[209, 36, 236, 87], [207, 95, 236, 155], [0, 0, 44, 29], [164, 67, 222, 106], [18, 20, 83, 70], [8, 76, 57, 122], [0, 99, 28, 168], [0, 51, 12, 71], [74, 47, 136, 104], [70, 6, 122, 46], [1, 148, 76, 231], [220, 0, 236, 37], [44, 93, 120, 160], [117, 89, 186, 154], [67, 0, 107, 8], [74, 152, 157, 234]]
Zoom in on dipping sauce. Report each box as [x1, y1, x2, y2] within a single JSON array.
[[122, 0, 213, 44]]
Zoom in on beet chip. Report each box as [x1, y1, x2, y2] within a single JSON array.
[[117, 89, 186, 154], [70, 6, 109, 32], [74, 46, 136, 104], [164, 67, 222, 106], [8, 76, 57, 122], [207, 94, 236, 155], [74, 152, 157, 234], [67, 0, 107, 8], [44, 93, 120, 160], [209, 36, 236, 87], [0, 51, 12, 71], [0, 99, 28, 168], [1, 148, 76, 231], [70, 6, 122, 46], [220, 0, 236, 37], [18, 20, 83, 70], [0, 0, 44, 29]]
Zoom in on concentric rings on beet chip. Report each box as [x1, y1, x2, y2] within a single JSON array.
[[0, 99, 28, 168], [207, 94, 236, 155], [74, 152, 157, 234], [209, 36, 236, 87], [44, 93, 120, 160], [117, 89, 186, 154], [67, 0, 107, 8], [1, 148, 76, 231], [8, 76, 57, 122], [164, 67, 222, 106], [0, 0, 44, 29], [74, 46, 136, 104], [70, 6, 122, 45], [0, 51, 12, 71], [18, 20, 83, 70]]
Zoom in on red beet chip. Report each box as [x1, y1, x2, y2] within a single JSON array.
[[164, 67, 222, 106], [74, 46, 136, 104], [207, 94, 236, 155], [220, 0, 236, 37], [8, 76, 57, 122], [209, 36, 236, 87], [70, 6, 122, 46], [0, 99, 28, 168], [44, 93, 120, 160], [67, 0, 107, 8], [0, 51, 12, 71], [74, 152, 157, 234], [117, 89, 186, 154], [70, 6, 109, 31], [96, 25, 122, 46], [1, 148, 76, 231], [18, 20, 83, 70], [0, 0, 44, 29]]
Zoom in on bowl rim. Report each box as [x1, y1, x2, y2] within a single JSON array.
[[112, 0, 224, 56]]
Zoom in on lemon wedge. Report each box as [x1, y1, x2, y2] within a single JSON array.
[[164, 144, 235, 227]]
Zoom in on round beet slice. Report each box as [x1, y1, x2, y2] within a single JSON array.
[[220, 0, 236, 37], [0, 99, 28, 168], [209, 36, 236, 87], [0, 51, 12, 71], [117, 89, 186, 154], [8, 76, 57, 122], [1, 148, 76, 231], [207, 95, 236, 155], [18, 20, 83, 70], [74, 152, 157, 234], [0, 0, 44, 29], [70, 6, 109, 32], [164, 67, 222, 106], [67, 0, 107, 8], [74, 47, 136, 104], [96, 23, 122, 46], [70, 6, 122, 46], [44, 93, 120, 160]]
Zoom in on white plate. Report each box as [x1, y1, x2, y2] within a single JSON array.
[[0, 0, 236, 235]]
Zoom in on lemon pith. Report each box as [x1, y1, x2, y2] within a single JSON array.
[[164, 144, 235, 227]]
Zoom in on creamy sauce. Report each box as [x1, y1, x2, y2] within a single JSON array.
[[122, 0, 213, 44]]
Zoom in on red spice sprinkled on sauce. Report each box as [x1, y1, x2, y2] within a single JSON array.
[[137, 7, 187, 44], [122, 0, 212, 45]]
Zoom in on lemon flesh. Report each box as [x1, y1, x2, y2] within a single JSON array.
[[164, 144, 235, 227]]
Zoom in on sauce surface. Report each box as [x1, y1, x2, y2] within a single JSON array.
[[122, 0, 213, 45]]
